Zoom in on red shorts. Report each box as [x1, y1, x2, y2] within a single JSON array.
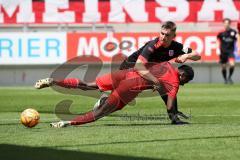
[[96, 70, 143, 110], [96, 70, 128, 91]]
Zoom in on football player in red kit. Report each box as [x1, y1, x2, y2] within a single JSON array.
[[35, 62, 194, 128], [95, 21, 201, 122]]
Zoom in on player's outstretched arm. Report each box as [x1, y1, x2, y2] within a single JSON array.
[[166, 96, 189, 125], [134, 59, 160, 85], [187, 50, 201, 61], [175, 50, 201, 63]]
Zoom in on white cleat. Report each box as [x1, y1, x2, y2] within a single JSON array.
[[35, 78, 53, 89], [93, 93, 108, 111], [50, 121, 70, 128]]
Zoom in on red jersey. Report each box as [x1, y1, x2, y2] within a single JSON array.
[[96, 62, 179, 98]]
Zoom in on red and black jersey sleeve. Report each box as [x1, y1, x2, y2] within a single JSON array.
[[175, 42, 192, 56], [134, 39, 192, 65], [137, 38, 159, 64]]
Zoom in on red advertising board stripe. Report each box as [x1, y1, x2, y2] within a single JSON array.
[[0, 32, 238, 64], [67, 32, 221, 62]]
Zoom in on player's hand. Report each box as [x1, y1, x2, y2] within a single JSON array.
[[152, 85, 160, 92], [152, 78, 161, 92], [175, 54, 189, 63]]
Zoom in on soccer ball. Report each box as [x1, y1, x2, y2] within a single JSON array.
[[20, 108, 40, 128]]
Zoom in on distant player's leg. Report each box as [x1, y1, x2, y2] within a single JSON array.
[[228, 57, 235, 84], [222, 64, 227, 84], [220, 54, 228, 84]]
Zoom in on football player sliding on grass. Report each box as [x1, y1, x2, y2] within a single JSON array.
[[35, 62, 194, 128], [94, 21, 200, 121]]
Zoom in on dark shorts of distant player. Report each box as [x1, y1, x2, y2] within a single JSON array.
[[95, 70, 142, 110], [219, 53, 235, 64]]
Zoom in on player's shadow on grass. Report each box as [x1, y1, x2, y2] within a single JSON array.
[[101, 122, 223, 127], [102, 123, 170, 127], [57, 135, 240, 148], [0, 144, 166, 160]]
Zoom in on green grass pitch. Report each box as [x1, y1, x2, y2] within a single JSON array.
[[0, 84, 240, 160]]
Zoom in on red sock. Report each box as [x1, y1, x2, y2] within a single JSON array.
[[70, 111, 95, 125], [56, 78, 81, 88]]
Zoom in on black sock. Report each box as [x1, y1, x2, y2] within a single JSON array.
[[222, 69, 227, 81], [229, 67, 234, 79]]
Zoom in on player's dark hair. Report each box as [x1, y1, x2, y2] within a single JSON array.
[[161, 21, 177, 32], [178, 65, 194, 81], [223, 18, 231, 24]]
